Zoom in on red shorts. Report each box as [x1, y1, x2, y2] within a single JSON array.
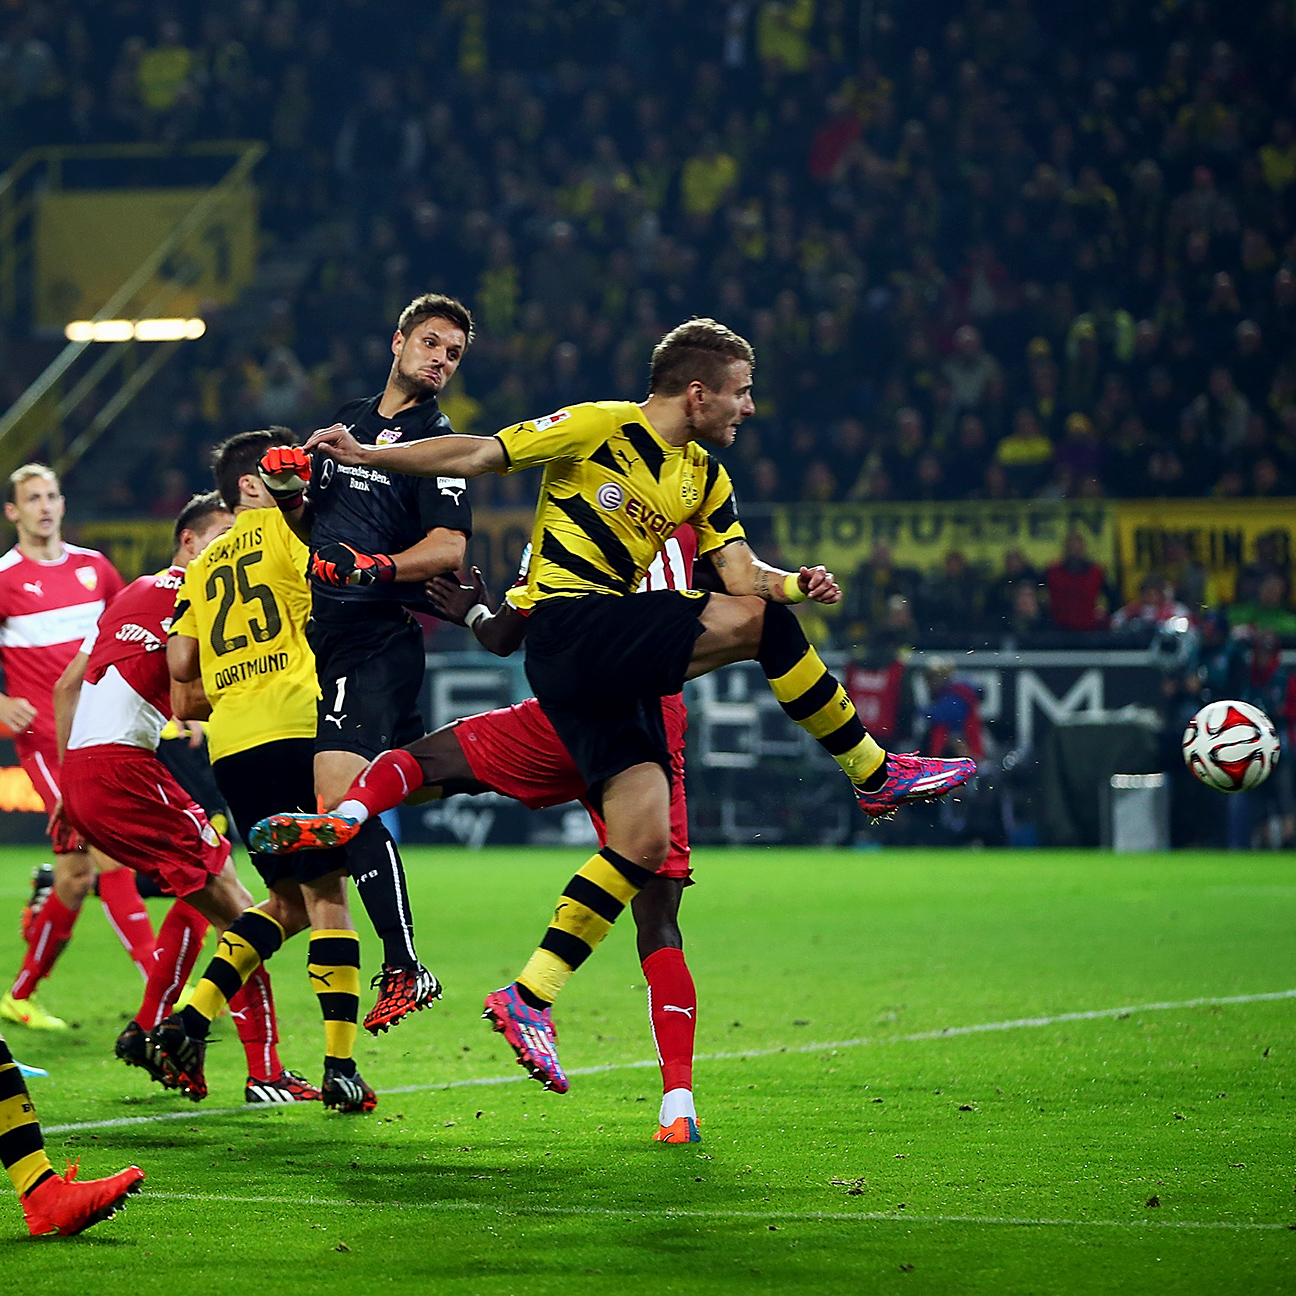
[[454, 694, 692, 880], [61, 744, 230, 898], [17, 744, 84, 855]]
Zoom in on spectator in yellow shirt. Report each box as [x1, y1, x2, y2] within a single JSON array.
[[757, 0, 815, 74], [681, 137, 738, 222], [1260, 119, 1296, 194], [136, 20, 192, 113], [996, 408, 1055, 496]]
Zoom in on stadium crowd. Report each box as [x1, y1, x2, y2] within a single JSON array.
[[2, 0, 1295, 521]]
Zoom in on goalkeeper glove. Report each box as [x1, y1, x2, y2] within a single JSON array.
[[258, 445, 312, 510], [312, 542, 396, 587]]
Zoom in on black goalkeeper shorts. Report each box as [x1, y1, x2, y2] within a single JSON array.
[[523, 589, 710, 797], [308, 603, 427, 760], [213, 739, 348, 888]]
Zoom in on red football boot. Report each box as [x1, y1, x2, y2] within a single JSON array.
[[23, 1163, 145, 1237]]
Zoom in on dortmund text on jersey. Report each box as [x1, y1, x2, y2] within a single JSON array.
[[171, 508, 317, 763]]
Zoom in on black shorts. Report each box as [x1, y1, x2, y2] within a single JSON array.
[[308, 604, 427, 760], [213, 738, 348, 888], [524, 590, 710, 796]]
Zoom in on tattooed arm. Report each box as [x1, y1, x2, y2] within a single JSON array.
[[705, 539, 841, 605]]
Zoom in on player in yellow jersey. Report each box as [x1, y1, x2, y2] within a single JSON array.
[[294, 320, 975, 1091], [156, 430, 380, 1111], [0, 1031, 143, 1235]]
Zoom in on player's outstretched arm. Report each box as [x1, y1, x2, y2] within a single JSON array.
[[305, 424, 506, 478], [427, 568, 527, 657], [707, 539, 841, 605]]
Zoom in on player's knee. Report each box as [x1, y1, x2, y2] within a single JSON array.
[[733, 595, 766, 649], [213, 862, 254, 922], [55, 851, 93, 883], [260, 892, 308, 936], [633, 832, 671, 875]]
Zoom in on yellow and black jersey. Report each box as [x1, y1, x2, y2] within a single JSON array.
[[495, 400, 744, 611], [171, 507, 318, 764]]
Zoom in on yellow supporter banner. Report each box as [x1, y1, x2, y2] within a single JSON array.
[[773, 502, 1118, 581], [1114, 498, 1296, 604], [35, 186, 256, 329]]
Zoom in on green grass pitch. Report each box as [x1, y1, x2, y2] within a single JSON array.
[[2, 844, 1295, 1294]]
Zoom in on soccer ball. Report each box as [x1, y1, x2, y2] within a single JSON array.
[[1181, 700, 1280, 792]]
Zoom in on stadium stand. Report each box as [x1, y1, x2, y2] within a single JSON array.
[[1, 0, 1294, 650]]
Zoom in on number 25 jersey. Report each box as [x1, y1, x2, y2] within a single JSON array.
[[170, 508, 317, 763]]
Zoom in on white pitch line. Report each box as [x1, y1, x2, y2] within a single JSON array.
[[42, 986, 1296, 1135], [160, 1191, 1293, 1233]]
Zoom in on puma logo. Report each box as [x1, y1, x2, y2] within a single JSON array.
[[662, 1004, 694, 1018], [325, 714, 346, 728], [308, 969, 333, 986], [218, 935, 238, 956], [22, 581, 42, 597]]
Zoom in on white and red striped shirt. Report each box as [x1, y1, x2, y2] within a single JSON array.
[[69, 566, 181, 754], [0, 543, 123, 755]]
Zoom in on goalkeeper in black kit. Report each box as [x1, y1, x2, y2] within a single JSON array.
[[258, 293, 475, 1029]]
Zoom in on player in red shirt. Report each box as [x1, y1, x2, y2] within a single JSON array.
[[253, 528, 706, 1142], [54, 493, 310, 1104], [0, 464, 156, 1033]]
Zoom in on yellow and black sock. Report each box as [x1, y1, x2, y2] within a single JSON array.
[[0, 1039, 54, 1199], [758, 602, 887, 788], [180, 908, 285, 1039], [516, 847, 657, 1009], [308, 929, 360, 1077]]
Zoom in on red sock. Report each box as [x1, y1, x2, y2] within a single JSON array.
[[345, 749, 424, 818], [229, 964, 282, 1082], [643, 946, 696, 1093], [97, 868, 155, 979], [11, 892, 80, 999], [136, 901, 208, 1030]]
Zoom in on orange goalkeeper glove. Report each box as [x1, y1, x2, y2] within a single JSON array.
[[312, 542, 396, 587], [258, 445, 312, 510]]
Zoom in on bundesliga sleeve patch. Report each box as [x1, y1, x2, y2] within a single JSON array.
[[533, 409, 571, 432]]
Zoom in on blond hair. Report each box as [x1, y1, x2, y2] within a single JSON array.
[[649, 318, 754, 396], [8, 464, 58, 504]]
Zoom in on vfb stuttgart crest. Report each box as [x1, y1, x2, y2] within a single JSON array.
[[75, 566, 98, 591]]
